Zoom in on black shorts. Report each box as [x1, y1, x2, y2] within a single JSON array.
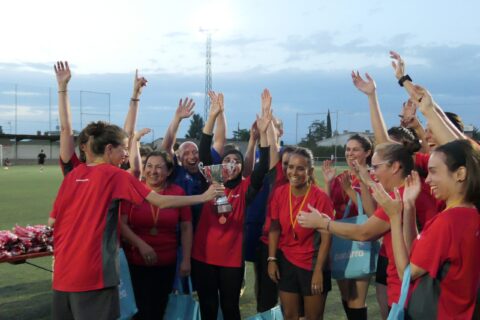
[[278, 254, 331, 296], [52, 286, 119, 320], [375, 254, 388, 285]]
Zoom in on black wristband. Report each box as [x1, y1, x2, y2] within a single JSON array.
[[398, 74, 412, 87]]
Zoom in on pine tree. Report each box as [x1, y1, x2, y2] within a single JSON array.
[[326, 109, 332, 138], [185, 113, 204, 140]]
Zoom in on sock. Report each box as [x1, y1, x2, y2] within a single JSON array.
[[346, 306, 367, 320]]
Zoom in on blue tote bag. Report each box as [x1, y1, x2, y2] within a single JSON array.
[[164, 277, 201, 320], [330, 193, 380, 279], [118, 248, 138, 320], [387, 265, 411, 320], [246, 305, 283, 320]]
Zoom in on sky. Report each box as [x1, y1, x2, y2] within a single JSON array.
[[0, 0, 479, 144]]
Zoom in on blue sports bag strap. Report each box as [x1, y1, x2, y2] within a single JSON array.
[[342, 199, 352, 219], [342, 191, 363, 219], [356, 191, 364, 216], [397, 265, 411, 308], [188, 276, 194, 295]]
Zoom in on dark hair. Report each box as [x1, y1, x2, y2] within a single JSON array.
[[85, 121, 128, 156], [139, 146, 153, 157], [144, 150, 175, 181], [223, 143, 240, 154], [347, 134, 374, 165], [434, 140, 480, 210], [281, 145, 297, 157], [289, 147, 316, 185], [444, 112, 464, 133], [388, 126, 421, 154], [77, 122, 100, 162], [375, 143, 414, 178]]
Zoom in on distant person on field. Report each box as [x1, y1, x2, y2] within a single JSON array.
[[3, 158, 11, 169], [38, 149, 46, 171]]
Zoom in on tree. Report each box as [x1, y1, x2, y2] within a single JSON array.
[[232, 128, 250, 141], [185, 113, 204, 140], [326, 110, 332, 138], [0, 126, 3, 134], [299, 120, 327, 149], [472, 126, 480, 141]]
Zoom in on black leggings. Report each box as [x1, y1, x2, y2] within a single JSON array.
[[191, 259, 244, 320], [129, 264, 176, 320]]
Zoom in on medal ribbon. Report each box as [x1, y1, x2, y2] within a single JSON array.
[[289, 183, 312, 231], [150, 204, 160, 228]]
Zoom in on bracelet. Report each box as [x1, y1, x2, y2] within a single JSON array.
[[58, 90, 67, 93], [398, 74, 412, 87], [267, 256, 277, 262], [131, 98, 140, 102], [326, 219, 331, 232]]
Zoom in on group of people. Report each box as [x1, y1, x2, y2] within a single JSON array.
[[47, 50, 479, 320]]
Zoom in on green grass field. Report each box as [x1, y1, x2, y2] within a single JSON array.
[[0, 165, 381, 319]]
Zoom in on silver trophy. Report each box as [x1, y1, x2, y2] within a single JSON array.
[[198, 161, 238, 221]]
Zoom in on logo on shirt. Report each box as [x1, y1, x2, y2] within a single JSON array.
[[76, 179, 89, 183], [230, 194, 240, 198]]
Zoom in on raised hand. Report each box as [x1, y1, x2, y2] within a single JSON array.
[[399, 99, 418, 127], [175, 97, 195, 120], [256, 109, 273, 133], [371, 183, 402, 218], [409, 84, 435, 114], [351, 71, 376, 96], [132, 69, 148, 98], [134, 128, 152, 142], [390, 50, 405, 80], [403, 171, 421, 206], [352, 160, 373, 186], [208, 91, 224, 117], [54, 61, 71, 89], [321, 160, 336, 183], [339, 171, 352, 193], [250, 121, 260, 142], [261, 88, 272, 116]]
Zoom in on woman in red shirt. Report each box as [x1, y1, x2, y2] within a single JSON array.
[[373, 139, 480, 319], [120, 150, 192, 319], [322, 134, 374, 320], [297, 143, 437, 309], [268, 147, 334, 320], [51, 122, 222, 320], [191, 90, 272, 320]]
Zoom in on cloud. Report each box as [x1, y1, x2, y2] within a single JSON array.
[[1, 90, 47, 97]]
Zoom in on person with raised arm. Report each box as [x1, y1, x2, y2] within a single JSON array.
[[191, 90, 271, 320], [371, 140, 480, 319], [320, 134, 375, 320], [297, 143, 437, 315], [50, 121, 223, 320]]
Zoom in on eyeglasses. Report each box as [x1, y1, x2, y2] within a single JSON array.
[[369, 161, 390, 172]]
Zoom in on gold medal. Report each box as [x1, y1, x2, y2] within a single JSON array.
[[219, 215, 227, 224], [150, 227, 158, 236]]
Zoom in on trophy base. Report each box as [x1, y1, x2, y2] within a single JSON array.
[[215, 203, 233, 214]]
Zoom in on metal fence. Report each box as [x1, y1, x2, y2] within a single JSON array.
[[0, 82, 110, 136]]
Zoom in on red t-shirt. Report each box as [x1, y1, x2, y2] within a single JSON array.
[[52, 163, 151, 292], [192, 177, 251, 268], [59, 152, 82, 177], [260, 161, 288, 245], [409, 207, 480, 320], [330, 174, 362, 220], [374, 185, 438, 305], [122, 183, 191, 266], [270, 184, 334, 271]]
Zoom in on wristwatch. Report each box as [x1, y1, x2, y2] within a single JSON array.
[[398, 74, 412, 87]]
